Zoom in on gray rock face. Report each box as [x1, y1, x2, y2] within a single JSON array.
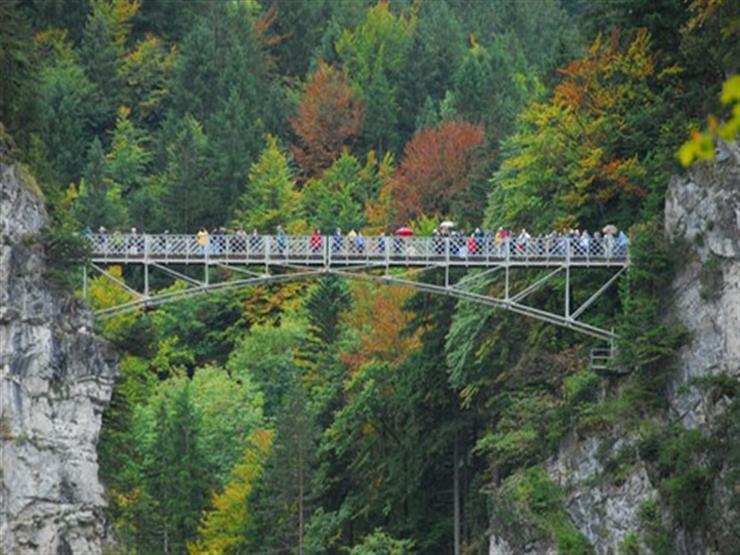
[[489, 142, 739, 554], [665, 141, 740, 429], [0, 163, 117, 554], [545, 435, 657, 554]]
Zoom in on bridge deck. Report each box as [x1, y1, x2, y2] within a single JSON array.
[[87, 234, 628, 268]]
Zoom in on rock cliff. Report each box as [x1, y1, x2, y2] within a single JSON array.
[[489, 142, 739, 554], [0, 163, 117, 554]]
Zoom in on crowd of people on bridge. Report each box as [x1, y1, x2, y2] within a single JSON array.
[[85, 221, 629, 258]]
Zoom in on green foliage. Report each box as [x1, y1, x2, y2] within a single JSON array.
[[34, 34, 97, 189], [637, 499, 674, 555], [563, 370, 600, 406], [232, 135, 298, 233], [156, 114, 214, 232], [188, 429, 272, 555], [133, 380, 212, 553], [190, 365, 264, 486], [485, 29, 676, 232], [699, 253, 723, 301], [0, 0, 32, 130], [350, 528, 416, 555], [301, 152, 380, 233], [498, 466, 592, 554], [41, 224, 90, 290], [72, 137, 128, 230], [337, 1, 415, 154], [617, 220, 687, 397]]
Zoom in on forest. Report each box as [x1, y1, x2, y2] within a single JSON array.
[[0, 0, 738, 553]]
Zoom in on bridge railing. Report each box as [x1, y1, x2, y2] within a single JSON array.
[[86, 234, 628, 265]]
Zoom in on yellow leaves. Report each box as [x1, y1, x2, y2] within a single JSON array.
[[678, 129, 716, 166], [720, 74, 740, 105], [341, 283, 420, 371], [83, 265, 141, 338], [188, 430, 273, 555], [678, 74, 740, 167], [90, 0, 140, 47]]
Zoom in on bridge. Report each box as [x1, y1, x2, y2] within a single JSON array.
[[84, 233, 628, 343]]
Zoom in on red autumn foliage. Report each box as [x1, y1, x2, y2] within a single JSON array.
[[391, 120, 485, 225], [290, 61, 364, 179]]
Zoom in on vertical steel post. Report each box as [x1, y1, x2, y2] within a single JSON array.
[[144, 235, 150, 297], [445, 237, 450, 287], [385, 236, 390, 276], [565, 238, 570, 319], [505, 240, 510, 300], [265, 236, 270, 275], [204, 235, 209, 286]]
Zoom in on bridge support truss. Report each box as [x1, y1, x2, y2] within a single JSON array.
[[85, 233, 628, 346]]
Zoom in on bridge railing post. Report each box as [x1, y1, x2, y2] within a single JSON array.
[[144, 235, 150, 297], [204, 235, 209, 286], [265, 236, 271, 275], [565, 238, 571, 319]]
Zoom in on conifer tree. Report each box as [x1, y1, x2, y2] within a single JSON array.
[[73, 137, 127, 230], [35, 38, 97, 189], [158, 114, 214, 232], [232, 135, 298, 233], [0, 0, 32, 131], [80, 0, 138, 131], [106, 106, 151, 195]]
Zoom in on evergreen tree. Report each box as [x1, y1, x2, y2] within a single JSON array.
[[121, 35, 176, 130], [399, 0, 465, 141], [232, 135, 298, 233], [0, 0, 32, 132], [157, 114, 215, 232], [137, 383, 211, 554], [106, 106, 151, 196], [304, 275, 352, 347], [73, 137, 128, 230], [415, 95, 440, 132], [34, 34, 97, 189], [362, 53, 400, 155], [208, 87, 266, 219], [80, 0, 138, 132]]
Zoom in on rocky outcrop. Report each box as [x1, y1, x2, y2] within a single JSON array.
[[665, 140, 740, 429], [490, 143, 740, 554], [0, 163, 117, 554]]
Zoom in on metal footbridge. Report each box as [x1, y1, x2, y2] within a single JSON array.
[[84, 233, 628, 342]]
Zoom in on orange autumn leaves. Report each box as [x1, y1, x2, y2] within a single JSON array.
[[392, 120, 485, 225], [341, 284, 421, 372], [290, 61, 364, 178], [290, 61, 485, 229]]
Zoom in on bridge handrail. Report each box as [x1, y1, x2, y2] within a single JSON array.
[[85, 233, 629, 263]]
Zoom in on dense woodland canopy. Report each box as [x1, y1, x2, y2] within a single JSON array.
[[1, 0, 738, 553]]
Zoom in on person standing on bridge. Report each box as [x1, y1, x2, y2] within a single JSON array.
[[310, 229, 322, 254], [347, 229, 357, 253], [197, 227, 209, 255], [333, 227, 342, 253]]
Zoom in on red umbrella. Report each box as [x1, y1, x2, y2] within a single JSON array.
[[395, 227, 414, 237]]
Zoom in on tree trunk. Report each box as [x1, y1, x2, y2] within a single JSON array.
[[454, 431, 461, 555]]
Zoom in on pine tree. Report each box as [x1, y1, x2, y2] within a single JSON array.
[[232, 135, 297, 233], [106, 106, 151, 195], [35, 40, 97, 189], [80, 0, 137, 131], [73, 137, 128, 230], [158, 114, 215, 232], [0, 0, 32, 131]]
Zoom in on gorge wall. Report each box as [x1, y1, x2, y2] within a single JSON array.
[[489, 142, 740, 554], [0, 163, 117, 554]]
